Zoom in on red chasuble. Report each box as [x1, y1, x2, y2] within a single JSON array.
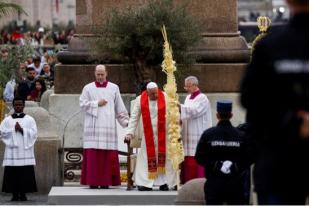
[[140, 90, 166, 180]]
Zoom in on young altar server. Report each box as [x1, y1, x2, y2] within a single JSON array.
[[0, 97, 38, 201]]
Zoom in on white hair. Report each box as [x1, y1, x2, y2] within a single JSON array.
[[185, 76, 199, 86], [146, 82, 158, 90]]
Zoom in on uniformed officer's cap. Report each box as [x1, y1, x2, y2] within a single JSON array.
[[217, 100, 232, 113]]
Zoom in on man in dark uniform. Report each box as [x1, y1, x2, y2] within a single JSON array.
[[16, 67, 36, 100], [195, 101, 252, 205], [236, 123, 252, 205], [240, 0, 309, 204]]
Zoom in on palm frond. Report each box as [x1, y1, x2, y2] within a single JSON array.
[[0, 2, 27, 18]]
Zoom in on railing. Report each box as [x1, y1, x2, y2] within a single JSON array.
[[63, 148, 131, 185], [63, 148, 83, 182]]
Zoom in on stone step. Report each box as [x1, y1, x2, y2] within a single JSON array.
[[48, 186, 177, 205]]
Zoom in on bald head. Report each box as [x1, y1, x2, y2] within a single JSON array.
[[95, 64, 107, 82], [95, 64, 106, 72]]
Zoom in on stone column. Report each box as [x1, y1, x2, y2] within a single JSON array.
[[185, 0, 249, 63], [71, 0, 248, 63], [57, 0, 249, 93]]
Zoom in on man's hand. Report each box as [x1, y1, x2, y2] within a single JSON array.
[[124, 134, 133, 144], [298, 110, 309, 139], [98, 99, 108, 107], [15, 122, 23, 135]]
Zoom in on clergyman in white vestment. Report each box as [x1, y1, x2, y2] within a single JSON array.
[[80, 65, 129, 188], [180, 76, 212, 183], [125, 82, 176, 191]]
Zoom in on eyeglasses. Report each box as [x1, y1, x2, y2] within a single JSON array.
[[184, 84, 194, 89]]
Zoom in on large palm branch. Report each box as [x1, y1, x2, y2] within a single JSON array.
[[0, 1, 27, 18]]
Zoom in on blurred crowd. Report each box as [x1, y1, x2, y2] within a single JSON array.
[[0, 27, 75, 46], [1, 47, 57, 103]]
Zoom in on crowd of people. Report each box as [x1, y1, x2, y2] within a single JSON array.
[[1, 48, 56, 103], [0, 27, 75, 46]]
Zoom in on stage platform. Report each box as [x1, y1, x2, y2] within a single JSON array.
[[48, 186, 177, 205]]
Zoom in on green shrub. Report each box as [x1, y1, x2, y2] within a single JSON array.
[[0, 44, 34, 88], [90, 0, 202, 91]]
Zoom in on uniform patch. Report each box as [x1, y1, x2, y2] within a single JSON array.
[[211, 141, 240, 147]]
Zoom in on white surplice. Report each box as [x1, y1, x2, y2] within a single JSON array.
[[127, 95, 176, 188], [181, 93, 212, 156], [80, 82, 129, 150], [0, 114, 37, 166]]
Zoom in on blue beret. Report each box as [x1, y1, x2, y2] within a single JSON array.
[[217, 100, 232, 113]]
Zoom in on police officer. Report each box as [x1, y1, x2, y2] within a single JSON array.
[[195, 101, 252, 205], [240, 0, 309, 204]]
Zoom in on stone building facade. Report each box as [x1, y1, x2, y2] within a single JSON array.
[[0, 0, 76, 28]]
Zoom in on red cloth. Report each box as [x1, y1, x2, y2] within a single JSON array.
[[140, 90, 166, 179], [181, 156, 205, 184], [11, 32, 24, 41], [95, 81, 108, 88], [80, 149, 121, 186], [28, 90, 41, 102]]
